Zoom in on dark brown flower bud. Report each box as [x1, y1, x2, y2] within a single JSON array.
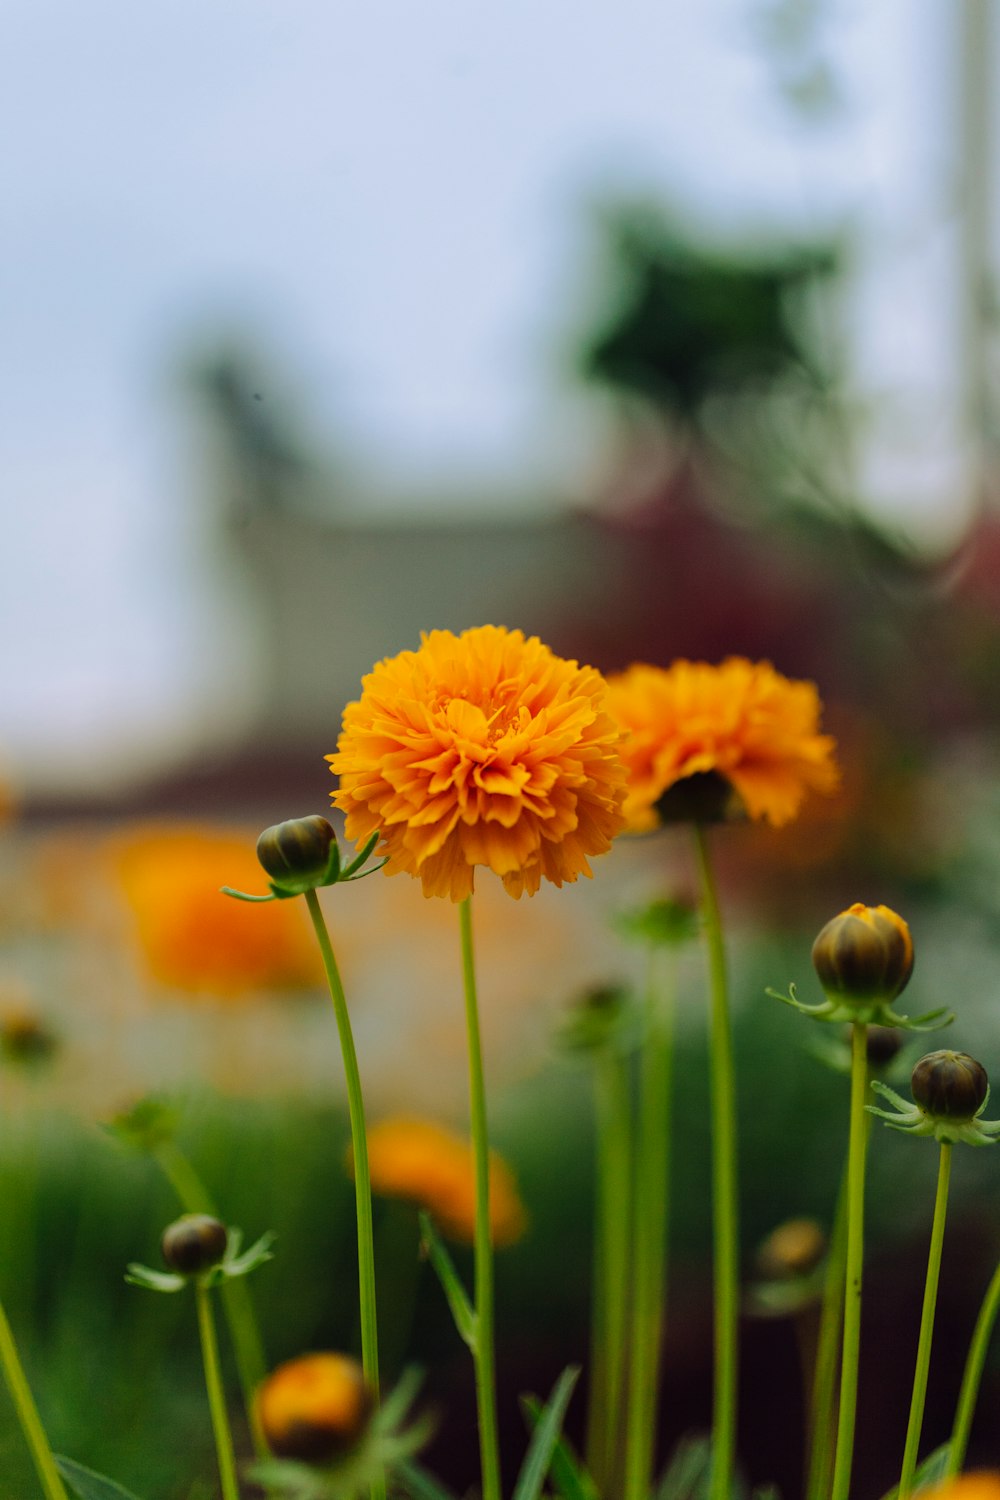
[[161, 1214, 229, 1275], [865, 1026, 905, 1069], [911, 1051, 989, 1122], [812, 903, 913, 1006], [256, 816, 337, 894], [755, 1218, 826, 1281], [256, 1353, 374, 1462]]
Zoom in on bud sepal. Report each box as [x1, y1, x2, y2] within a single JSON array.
[[869, 1050, 1000, 1147], [767, 979, 953, 1033], [222, 822, 385, 904], [126, 1224, 276, 1293]]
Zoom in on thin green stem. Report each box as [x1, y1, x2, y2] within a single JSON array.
[[458, 896, 502, 1500], [830, 1021, 870, 1500], [948, 1248, 1000, 1476], [693, 825, 739, 1500], [0, 1296, 69, 1500], [196, 1282, 240, 1500], [805, 1132, 852, 1500], [898, 1143, 953, 1500], [624, 944, 675, 1500], [153, 1141, 269, 1458], [305, 889, 384, 1500], [585, 1040, 633, 1490]]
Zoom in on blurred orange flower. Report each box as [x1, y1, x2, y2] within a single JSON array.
[[112, 825, 320, 998], [605, 657, 839, 832], [922, 1477, 1000, 1500], [357, 1116, 528, 1247], [256, 1352, 373, 1461], [329, 625, 627, 900]]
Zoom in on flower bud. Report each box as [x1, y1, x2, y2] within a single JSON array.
[[256, 816, 337, 895], [865, 1025, 905, 1069], [160, 1214, 229, 1275], [256, 1353, 374, 1463], [812, 903, 913, 1007], [911, 1051, 989, 1122]]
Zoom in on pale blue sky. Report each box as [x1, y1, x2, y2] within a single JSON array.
[[0, 0, 982, 791]]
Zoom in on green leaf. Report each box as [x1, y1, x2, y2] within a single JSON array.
[[520, 1394, 599, 1500], [340, 831, 384, 880], [877, 1442, 950, 1500], [394, 1459, 460, 1500], [655, 1435, 713, 1500], [56, 1456, 146, 1500], [512, 1365, 580, 1500], [418, 1212, 477, 1350]]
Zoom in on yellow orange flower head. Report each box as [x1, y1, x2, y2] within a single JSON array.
[[921, 1477, 1000, 1500], [112, 825, 320, 997], [256, 1353, 374, 1463], [356, 1116, 528, 1247], [329, 626, 628, 901], [604, 657, 839, 832]]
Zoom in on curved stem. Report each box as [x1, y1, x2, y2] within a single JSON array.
[[899, 1143, 952, 1500], [305, 889, 384, 1500], [458, 896, 503, 1500], [196, 1282, 240, 1500], [624, 943, 674, 1500], [693, 826, 739, 1500], [0, 1297, 69, 1500], [154, 1141, 269, 1458], [830, 1021, 870, 1500], [948, 1248, 1000, 1476], [585, 1040, 633, 1490]]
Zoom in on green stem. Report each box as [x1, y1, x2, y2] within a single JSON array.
[[458, 896, 502, 1500], [805, 1135, 850, 1500], [898, 1143, 952, 1500], [304, 889, 384, 1500], [948, 1247, 1000, 1476], [0, 1296, 69, 1500], [196, 1282, 240, 1500], [830, 1021, 870, 1500], [693, 826, 740, 1500], [624, 944, 674, 1500], [153, 1142, 269, 1458], [585, 1041, 633, 1491]]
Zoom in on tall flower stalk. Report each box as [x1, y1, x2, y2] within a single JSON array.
[[623, 940, 675, 1500], [948, 1254, 1000, 1476], [693, 825, 740, 1500], [0, 1297, 69, 1500], [829, 1018, 870, 1500], [898, 1141, 953, 1500], [305, 887, 384, 1500], [458, 896, 503, 1500]]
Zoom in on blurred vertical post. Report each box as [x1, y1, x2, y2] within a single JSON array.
[[959, 0, 996, 493]]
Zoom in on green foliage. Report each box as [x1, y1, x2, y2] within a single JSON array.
[[55, 1457, 145, 1500]]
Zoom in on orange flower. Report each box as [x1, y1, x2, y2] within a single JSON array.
[[357, 1116, 528, 1247], [329, 626, 627, 901], [605, 657, 839, 832], [256, 1353, 373, 1462], [922, 1477, 1000, 1500], [112, 824, 320, 997]]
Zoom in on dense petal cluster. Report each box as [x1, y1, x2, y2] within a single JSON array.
[[329, 626, 627, 900], [358, 1116, 528, 1247], [605, 657, 839, 831]]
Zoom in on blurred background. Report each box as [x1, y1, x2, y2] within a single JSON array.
[[5, 1, 1000, 1496]]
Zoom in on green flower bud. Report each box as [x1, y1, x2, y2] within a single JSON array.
[[911, 1051, 989, 1122], [256, 816, 337, 895], [812, 902, 913, 1007], [161, 1214, 229, 1275]]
